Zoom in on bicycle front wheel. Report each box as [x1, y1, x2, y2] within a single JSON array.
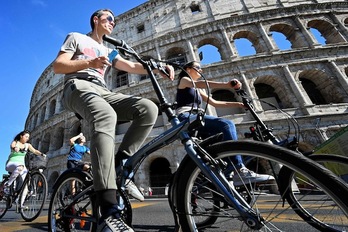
[[279, 154, 348, 231], [176, 140, 348, 231], [20, 171, 48, 221], [0, 185, 9, 219], [48, 171, 97, 232]]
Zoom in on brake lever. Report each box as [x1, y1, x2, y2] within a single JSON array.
[[117, 45, 135, 59], [149, 59, 170, 78], [158, 65, 170, 78]]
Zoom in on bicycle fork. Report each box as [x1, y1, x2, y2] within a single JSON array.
[[184, 139, 265, 230]]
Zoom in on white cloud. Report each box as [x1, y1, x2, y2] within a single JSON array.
[[31, 0, 47, 7]]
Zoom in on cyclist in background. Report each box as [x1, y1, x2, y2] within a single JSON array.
[[67, 133, 90, 171], [5, 130, 45, 195]]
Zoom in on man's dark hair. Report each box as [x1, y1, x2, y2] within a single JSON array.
[[90, 9, 115, 30]]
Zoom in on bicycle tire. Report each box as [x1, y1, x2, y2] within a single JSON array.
[[0, 184, 9, 219], [279, 154, 348, 231], [48, 171, 97, 232], [20, 171, 48, 221], [176, 140, 348, 231]]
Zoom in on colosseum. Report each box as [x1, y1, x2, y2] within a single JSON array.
[[26, 0, 348, 195]]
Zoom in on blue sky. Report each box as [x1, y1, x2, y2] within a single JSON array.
[[0, 0, 148, 176]]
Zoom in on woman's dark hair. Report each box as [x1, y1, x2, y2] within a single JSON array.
[[14, 130, 30, 141], [177, 61, 199, 85], [90, 9, 115, 30]]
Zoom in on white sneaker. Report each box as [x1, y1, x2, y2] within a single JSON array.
[[125, 179, 144, 202], [21, 205, 29, 210], [233, 167, 275, 186], [97, 215, 134, 232]]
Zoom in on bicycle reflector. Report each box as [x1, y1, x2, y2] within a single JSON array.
[[80, 212, 87, 228]]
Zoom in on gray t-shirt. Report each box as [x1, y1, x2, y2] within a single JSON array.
[[60, 32, 117, 85]]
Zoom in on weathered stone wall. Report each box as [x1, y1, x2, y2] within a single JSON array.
[[26, 0, 348, 192]]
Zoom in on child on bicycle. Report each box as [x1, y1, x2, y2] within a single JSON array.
[[53, 8, 174, 232], [176, 61, 274, 186], [4, 130, 45, 195]]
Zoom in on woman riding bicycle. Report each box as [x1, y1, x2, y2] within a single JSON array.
[[4, 130, 45, 195], [176, 61, 274, 186]]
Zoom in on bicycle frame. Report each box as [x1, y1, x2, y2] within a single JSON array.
[[103, 36, 265, 228], [2, 168, 33, 212]]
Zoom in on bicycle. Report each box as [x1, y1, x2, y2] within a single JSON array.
[[236, 87, 348, 231], [180, 84, 348, 231], [48, 35, 348, 232], [0, 152, 48, 221]]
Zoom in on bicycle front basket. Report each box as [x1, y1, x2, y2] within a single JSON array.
[[25, 153, 48, 170]]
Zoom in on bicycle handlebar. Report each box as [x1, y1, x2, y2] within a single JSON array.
[[103, 35, 177, 121]]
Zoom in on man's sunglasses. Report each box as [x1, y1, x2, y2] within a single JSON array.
[[106, 16, 115, 24], [192, 65, 202, 70]]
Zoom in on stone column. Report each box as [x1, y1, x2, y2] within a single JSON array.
[[293, 16, 319, 48], [186, 39, 197, 61], [328, 60, 348, 95], [282, 65, 312, 107], [219, 25, 236, 58], [154, 39, 162, 60], [329, 13, 348, 42], [238, 71, 263, 112], [257, 22, 277, 52]]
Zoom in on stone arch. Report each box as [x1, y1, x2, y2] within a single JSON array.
[[68, 120, 82, 139], [254, 75, 293, 109], [298, 70, 344, 104], [48, 99, 56, 118], [307, 19, 345, 44], [149, 157, 172, 194], [32, 113, 38, 130], [233, 30, 265, 54], [197, 37, 223, 61], [52, 125, 65, 150], [41, 131, 51, 153], [165, 46, 187, 66], [269, 23, 305, 49], [31, 137, 40, 150], [40, 106, 46, 124], [211, 89, 243, 116]]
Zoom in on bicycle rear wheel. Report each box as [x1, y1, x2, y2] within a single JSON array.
[[279, 154, 348, 231], [48, 171, 97, 232], [176, 140, 348, 231], [20, 171, 48, 221]]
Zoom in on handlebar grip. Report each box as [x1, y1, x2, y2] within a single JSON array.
[[230, 80, 241, 90], [102, 35, 124, 47]]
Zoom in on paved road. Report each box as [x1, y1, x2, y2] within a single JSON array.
[[0, 198, 176, 232], [0, 197, 343, 231]]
